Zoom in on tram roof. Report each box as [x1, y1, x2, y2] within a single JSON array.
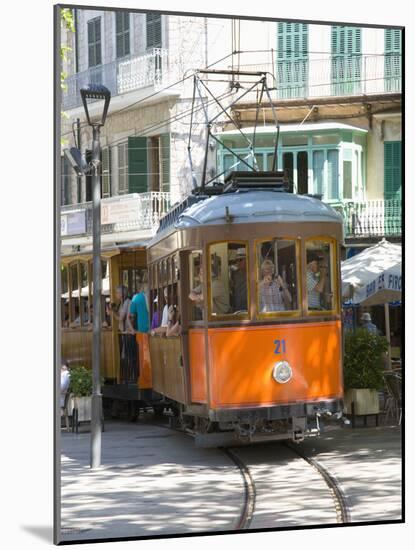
[[175, 190, 342, 229]]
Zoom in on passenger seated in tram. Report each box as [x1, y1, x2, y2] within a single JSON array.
[[189, 265, 204, 320], [258, 259, 292, 313], [151, 287, 170, 335], [231, 248, 248, 312], [151, 294, 160, 329], [210, 256, 231, 315], [166, 304, 181, 337]]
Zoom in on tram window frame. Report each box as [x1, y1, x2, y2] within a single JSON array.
[[80, 261, 90, 326], [61, 265, 69, 327], [188, 250, 204, 323], [255, 238, 301, 319], [207, 240, 250, 321], [69, 262, 80, 327], [304, 237, 339, 315]]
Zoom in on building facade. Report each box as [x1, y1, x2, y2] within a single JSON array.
[[60, 11, 402, 253]]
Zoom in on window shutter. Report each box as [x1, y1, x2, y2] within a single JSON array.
[[384, 141, 401, 200], [276, 22, 308, 98], [128, 137, 148, 194], [160, 134, 170, 193], [102, 147, 111, 198], [385, 29, 401, 91], [331, 26, 361, 95], [146, 13, 162, 49], [116, 12, 130, 58]]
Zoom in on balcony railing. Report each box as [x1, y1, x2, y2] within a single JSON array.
[[62, 49, 170, 111], [330, 199, 401, 238], [61, 191, 171, 238], [237, 53, 401, 100]]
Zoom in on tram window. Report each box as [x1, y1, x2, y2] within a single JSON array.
[[80, 262, 89, 326], [208, 242, 248, 317], [257, 240, 298, 314], [61, 265, 69, 327], [69, 263, 80, 326], [188, 251, 204, 321], [173, 254, 180, 282], [305, 240, 336, 312]]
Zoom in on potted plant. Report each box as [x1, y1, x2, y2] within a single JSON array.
[[343, 328, 388, 415], [68, 365, 93, 422]]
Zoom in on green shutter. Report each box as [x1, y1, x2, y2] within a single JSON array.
[[146, 14, 162, 49], [128, 137, 148, 194], [384, 141, 401, 200], [102, 147, 111, 198], [276, 23, 308, 99], [385, 29, 401, 92], [160, 134, 170, 193], [331, 26, 361, 95]]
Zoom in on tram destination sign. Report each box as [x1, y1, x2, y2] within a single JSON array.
[[61, 210, 86, 236]]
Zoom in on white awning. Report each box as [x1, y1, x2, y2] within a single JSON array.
[[341, 239, 401, 306]]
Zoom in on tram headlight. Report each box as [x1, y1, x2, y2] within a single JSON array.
[[272, 361, 292, 384]]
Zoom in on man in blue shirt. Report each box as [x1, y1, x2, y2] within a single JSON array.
[[360, 312, 380, 335], [129, 287, 150, 333]]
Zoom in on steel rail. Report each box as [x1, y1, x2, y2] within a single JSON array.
[[221, 447, 256, 530], [284, 442, 352, 524]]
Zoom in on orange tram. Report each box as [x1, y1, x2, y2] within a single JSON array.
[[62, 172, 345, 446]]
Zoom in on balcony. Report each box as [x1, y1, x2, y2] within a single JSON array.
[[62, 49, 171, 111], [61, 192, 171, 241], [237, 53, 401, 100], [330, 199, 401, 239]]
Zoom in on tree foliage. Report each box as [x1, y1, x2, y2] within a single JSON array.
[[343, 328, 388, 390]]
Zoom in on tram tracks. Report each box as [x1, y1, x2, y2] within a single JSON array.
[[145, 415, 351, 529], [221, 443, 352, 529]]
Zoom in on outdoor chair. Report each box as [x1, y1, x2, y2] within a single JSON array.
[[383, 371, 402, 425]]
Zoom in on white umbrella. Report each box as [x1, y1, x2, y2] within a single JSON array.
[[341, 239, 402, 368]]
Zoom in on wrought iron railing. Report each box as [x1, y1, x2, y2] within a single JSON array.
[[62, 49, 169, 110], [330, 199, 401, 238], [61, 191, 171, 237], [237, 53, 402, 100]]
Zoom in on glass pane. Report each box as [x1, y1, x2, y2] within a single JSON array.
[[257, 240, 298, 313], [312, 134, 340, 145], [305, 240, 335, 311], [188, 251, 204, 321], [281, 135, 308, 147], [343, 160, 352, 199], [327, 149, 339, 199], [61, 265, 69, 327], [297, 151, 308, 194], [267, 153, 276, 171], [209, 242, 248, 317], [283, 152, 294, 192], [312, 150, 324, 196], [69, 263, 80, 326], [80, 263, 89, 326]]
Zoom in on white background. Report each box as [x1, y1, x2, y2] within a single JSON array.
[[0, 0, 411, 548]]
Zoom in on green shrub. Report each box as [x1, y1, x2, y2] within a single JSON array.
[[69, 366, 93, 397], [344, 328, 388, 391]]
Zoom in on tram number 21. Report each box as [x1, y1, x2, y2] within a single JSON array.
[[273, 339, 287, 355]]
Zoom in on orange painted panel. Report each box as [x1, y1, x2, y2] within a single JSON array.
[[137, 333, 152, 389], [208, 321, 342, 409], [189, 330, 207, 403]]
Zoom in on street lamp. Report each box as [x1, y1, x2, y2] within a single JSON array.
[[80, 84, 111, 469]]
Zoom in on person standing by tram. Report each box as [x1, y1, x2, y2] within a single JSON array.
[[109, 285, 135, 382]]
